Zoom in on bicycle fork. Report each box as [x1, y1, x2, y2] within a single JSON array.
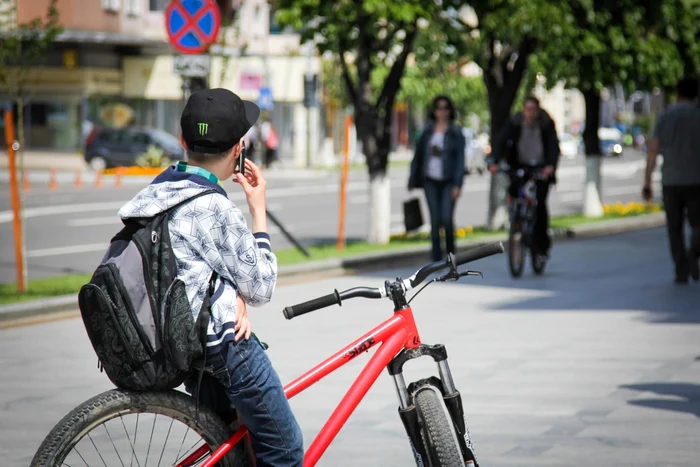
[[387, 344, 479, 467]]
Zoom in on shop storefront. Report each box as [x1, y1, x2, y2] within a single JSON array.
[[0, 66, 122, 152]]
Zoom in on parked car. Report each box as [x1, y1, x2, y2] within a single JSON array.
[[598, 127, 623, 157], [84, 126, 186, 171], [600, 139, 623, 157]]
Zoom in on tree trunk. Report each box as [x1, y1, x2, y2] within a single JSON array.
[[485, 100, 512, 231], [355, 106, 392, 244], [16, 95, 28, 287], [582, 88, 604, 217]]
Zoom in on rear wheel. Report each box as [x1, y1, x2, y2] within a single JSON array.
[[415, 385, 466, 467], [31, 389, 252, 467], [508, 213, 525, 278]]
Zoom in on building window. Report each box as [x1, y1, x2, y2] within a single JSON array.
[[126, 0, 140, 15], [149, 0, 168, 11], [102, 0, 121, 12]]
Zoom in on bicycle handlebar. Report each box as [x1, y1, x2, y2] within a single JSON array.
[[283, 241, 504, 320], [406, 242, 504, 288]]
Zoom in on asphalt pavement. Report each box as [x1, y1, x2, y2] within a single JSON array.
[[1, 226, 698, 466], [0, 150, 659, 283]]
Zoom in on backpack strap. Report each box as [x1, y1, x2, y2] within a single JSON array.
[[193, 269, 218, 425]]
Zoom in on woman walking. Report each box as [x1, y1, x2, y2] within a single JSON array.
[[408, 96, 466, 262]]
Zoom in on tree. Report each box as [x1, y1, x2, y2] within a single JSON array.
[[275, 0, 464, 244], [0, 0, 61, 291], [396, 22, 489, 126], [532, 0, 688, 216]]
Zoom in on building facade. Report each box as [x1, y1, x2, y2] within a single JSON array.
[[1, 0, 322, 167]]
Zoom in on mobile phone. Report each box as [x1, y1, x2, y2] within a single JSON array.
[[238, 141, 247, 174]]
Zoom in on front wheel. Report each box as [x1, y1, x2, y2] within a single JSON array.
[[415, 386, 466, 467], [31, 389, 252, 467]]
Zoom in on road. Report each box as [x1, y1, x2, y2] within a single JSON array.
[[0, 150, 659, 283], [1, 227, 698, 466]]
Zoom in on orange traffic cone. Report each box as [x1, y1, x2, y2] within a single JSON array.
[[22, 169, 31, 192], [48, 168, 58, 190], [74, 169, 83, 188], [95, 170, 103, 188]]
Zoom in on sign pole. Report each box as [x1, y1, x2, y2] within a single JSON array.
[[337, 116, 352, 250], [4, 110, 26, 292]]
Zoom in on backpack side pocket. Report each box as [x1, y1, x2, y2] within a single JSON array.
[[162, 278, 203, 371]]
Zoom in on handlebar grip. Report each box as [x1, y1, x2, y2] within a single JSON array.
[[283, 290, 341, 320], [454, 242, 504, 266]]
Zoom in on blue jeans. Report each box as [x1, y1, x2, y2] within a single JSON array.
[[424, 179, 457, 262], [186, 337, 304, 467]]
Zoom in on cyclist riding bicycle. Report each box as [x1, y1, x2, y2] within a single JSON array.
[[488, 95, 561, 263], [117, 88, 304, 466]]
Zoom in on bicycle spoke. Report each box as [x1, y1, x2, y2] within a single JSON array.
[[130, 413, 140, 467], [145, 414, 157, 467], [119, 415, 143, 467], [87, 432, 109, 467], [71, 445, 89, 467], [173, 426, 191, 465], [174, 437, 206, 467], [157, 418, 175, 467], [104, 422, 127, 467]]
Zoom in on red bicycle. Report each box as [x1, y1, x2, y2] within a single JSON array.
[[31, 242, 504, 467]]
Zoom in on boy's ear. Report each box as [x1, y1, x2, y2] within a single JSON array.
[[179, 133, 189, 151], [231, 140, 243, 156]]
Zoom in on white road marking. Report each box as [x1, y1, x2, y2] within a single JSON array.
[[67, 216, 121, 227], [27, 243, 109, 258]]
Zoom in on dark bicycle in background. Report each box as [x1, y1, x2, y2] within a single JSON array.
[[501, 164, 548, 278]]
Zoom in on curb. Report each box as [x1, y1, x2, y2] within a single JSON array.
[[0, 213, 666, 323]]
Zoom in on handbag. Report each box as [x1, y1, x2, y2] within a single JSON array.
[[403, 197, 424, 232]]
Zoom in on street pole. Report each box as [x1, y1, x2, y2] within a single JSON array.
[[4, 109, 26, 292], [305, 42, 313, 169], [181, 76, 191, 107], [306, 91, 312, 169]]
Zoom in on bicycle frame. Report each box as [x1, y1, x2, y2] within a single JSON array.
[[181, 305, 423, 467]]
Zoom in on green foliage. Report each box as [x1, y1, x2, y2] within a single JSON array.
[[0, 0, 62, 93], [531, 0, 690, 94], [275, 0, 468, 174]]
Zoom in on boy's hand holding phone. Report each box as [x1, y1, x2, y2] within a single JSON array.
[[235, 159, 268, 232]]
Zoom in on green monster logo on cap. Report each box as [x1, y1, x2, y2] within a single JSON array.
[[198, 123, 208, 136]]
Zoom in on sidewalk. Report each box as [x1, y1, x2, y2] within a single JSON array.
[[0, 151, 87, 171]]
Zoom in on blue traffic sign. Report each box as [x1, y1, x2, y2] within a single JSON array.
[[165, 0, 221, 55], [257, 86, 274, 111]]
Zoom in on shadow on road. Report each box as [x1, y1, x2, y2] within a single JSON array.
[[356, 228, 700, 325], [619, 383, 700, 418]]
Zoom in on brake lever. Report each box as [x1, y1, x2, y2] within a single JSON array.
[[435, 269, 483, 282]]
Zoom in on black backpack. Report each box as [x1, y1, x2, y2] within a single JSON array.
[[78, 190, 218, 392]]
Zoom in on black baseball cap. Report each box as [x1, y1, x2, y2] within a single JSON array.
[[181, 88, 260, 154]]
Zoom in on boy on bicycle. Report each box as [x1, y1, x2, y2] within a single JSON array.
[[118, 88, 303, 466]]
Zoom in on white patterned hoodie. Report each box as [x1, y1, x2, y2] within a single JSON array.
[[118, 166, 277, 355]]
